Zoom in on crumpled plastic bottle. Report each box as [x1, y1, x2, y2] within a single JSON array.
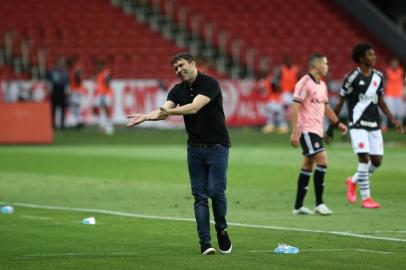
[[274, 243, 299, 254], [1, 205, 14, 214]]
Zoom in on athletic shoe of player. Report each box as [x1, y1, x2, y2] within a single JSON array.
[[292, 206, 314, 215], [346, 177, 357, 204], [314, 203, 333, 215], [361, 198, 381, 208]]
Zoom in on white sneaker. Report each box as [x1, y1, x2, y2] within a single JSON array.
[[314, 204, 333, 215], [292, 206, 314, 215]]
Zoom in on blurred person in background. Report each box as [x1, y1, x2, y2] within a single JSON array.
[[259, 70, 287, 134], [382, 57, 405, 131], [68, 55, 86, 129], [47, 56, 69, 130], [93, 61, 114, 135], [273, 55, 300, 133]]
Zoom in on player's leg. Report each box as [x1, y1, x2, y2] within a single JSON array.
[[207, 144, 232, 254], [187, 146, 214, 255], [312, 144, 332, 215], [104, 95, 114, 135], [262, 102, 275, 134], [275, 101, 288, 134], [293, 156, 314, 214], [350, 129, 381, 208], [360, 130, 384, 208], [293, 133, 316, 215], [346, 129, 369, 204]]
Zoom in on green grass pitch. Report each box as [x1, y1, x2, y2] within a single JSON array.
[[0, 127, 405, 270]]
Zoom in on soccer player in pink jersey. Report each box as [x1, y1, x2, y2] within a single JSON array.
[[290, 53, 347, 215]]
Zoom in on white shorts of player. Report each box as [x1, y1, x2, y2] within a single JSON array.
[[94, 95, 112, 108], [281, 92, 293, 105], [385, 96, 404, 118], [350, 129, 384, 155], [70, 92, 83, 106]]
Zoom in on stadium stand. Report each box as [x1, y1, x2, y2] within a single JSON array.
[[0, 0, 186, 79], [154, 0, 392, 78], [0, 0, 395, 80]]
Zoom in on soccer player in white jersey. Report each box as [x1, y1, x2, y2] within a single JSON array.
[[328, 43, 403, 208]]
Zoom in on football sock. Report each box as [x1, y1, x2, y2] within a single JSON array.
[[368, 161, 377, 176], [356, 163, 370, 199], [314, 165, 327, 206], [294, 169, 312, 209]]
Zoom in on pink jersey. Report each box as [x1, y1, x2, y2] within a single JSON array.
[[293, 74, 328, 137]]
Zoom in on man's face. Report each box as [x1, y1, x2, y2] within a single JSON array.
[[317, 57, 329, 77], [361, 49, 376, 67], [173, 59, 196, 82]]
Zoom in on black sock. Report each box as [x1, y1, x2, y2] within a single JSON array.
[[314, 165, 327, 206], [294, 169, 312, 209]]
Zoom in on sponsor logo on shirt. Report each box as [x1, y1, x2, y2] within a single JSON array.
[[360, 120, 378, 128], [310, 98, 324, 104], [359, 93, 378, 104]]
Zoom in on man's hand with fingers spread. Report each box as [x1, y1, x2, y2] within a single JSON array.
[[126, 113, 146, 127]]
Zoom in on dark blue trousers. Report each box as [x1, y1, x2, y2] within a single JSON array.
[[187, 144, 229, 244]]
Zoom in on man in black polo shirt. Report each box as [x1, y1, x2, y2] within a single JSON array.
[[126, 52, 232, 256]]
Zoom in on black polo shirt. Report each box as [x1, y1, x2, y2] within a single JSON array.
[[167, 72, 230, 146]]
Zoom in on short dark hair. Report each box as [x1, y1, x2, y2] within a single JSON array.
[[308, 53, 325, 66], [171, 52, 195, 65], [352, 42, 373, 63]]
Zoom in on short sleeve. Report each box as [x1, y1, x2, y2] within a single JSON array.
[[198, 78, 220, 100], [377, 76, 385, 96], [340, 71, 358, 97], [293, 79, 307, 103], [167, 85, 179, 105]]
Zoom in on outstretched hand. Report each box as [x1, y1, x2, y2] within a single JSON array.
[[126, 113, 146, 127]]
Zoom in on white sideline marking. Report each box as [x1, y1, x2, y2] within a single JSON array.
[[250, 249, 393, 254], [3, 202, 406, 243], [22, 252, 137, 257], [20, 215, 53, 220]]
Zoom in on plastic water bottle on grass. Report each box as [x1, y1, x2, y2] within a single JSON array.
[[1, 205, 14, 214], [274, 243, 299, 254]]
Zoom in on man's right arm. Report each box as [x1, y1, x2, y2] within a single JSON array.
[[126, 100, 176, 127], [290, 102, 301, 147]]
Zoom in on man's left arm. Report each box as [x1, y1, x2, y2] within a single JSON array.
[[162, 94, 210, 115], [378, 96, 403, 132]]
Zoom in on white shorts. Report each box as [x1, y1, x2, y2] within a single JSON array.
[[281, 92, 293, 105], [385, 96, 404, 118], [349, 129, 384, 155], [94, 95, 112, 107]]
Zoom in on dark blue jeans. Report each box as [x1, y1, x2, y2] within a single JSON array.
[[187, 144, 229, 245]]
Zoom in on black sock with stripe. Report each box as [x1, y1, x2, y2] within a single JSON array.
[[314, 165, 327, 206], [294, 169, 312, 209]]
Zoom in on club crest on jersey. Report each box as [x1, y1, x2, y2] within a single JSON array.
[[359, 80, 365, 85], [314, 142, 320, 148], [373, 81, 378, 87]]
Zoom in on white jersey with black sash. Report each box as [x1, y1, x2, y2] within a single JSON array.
[[340, 67, 385, 130]]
